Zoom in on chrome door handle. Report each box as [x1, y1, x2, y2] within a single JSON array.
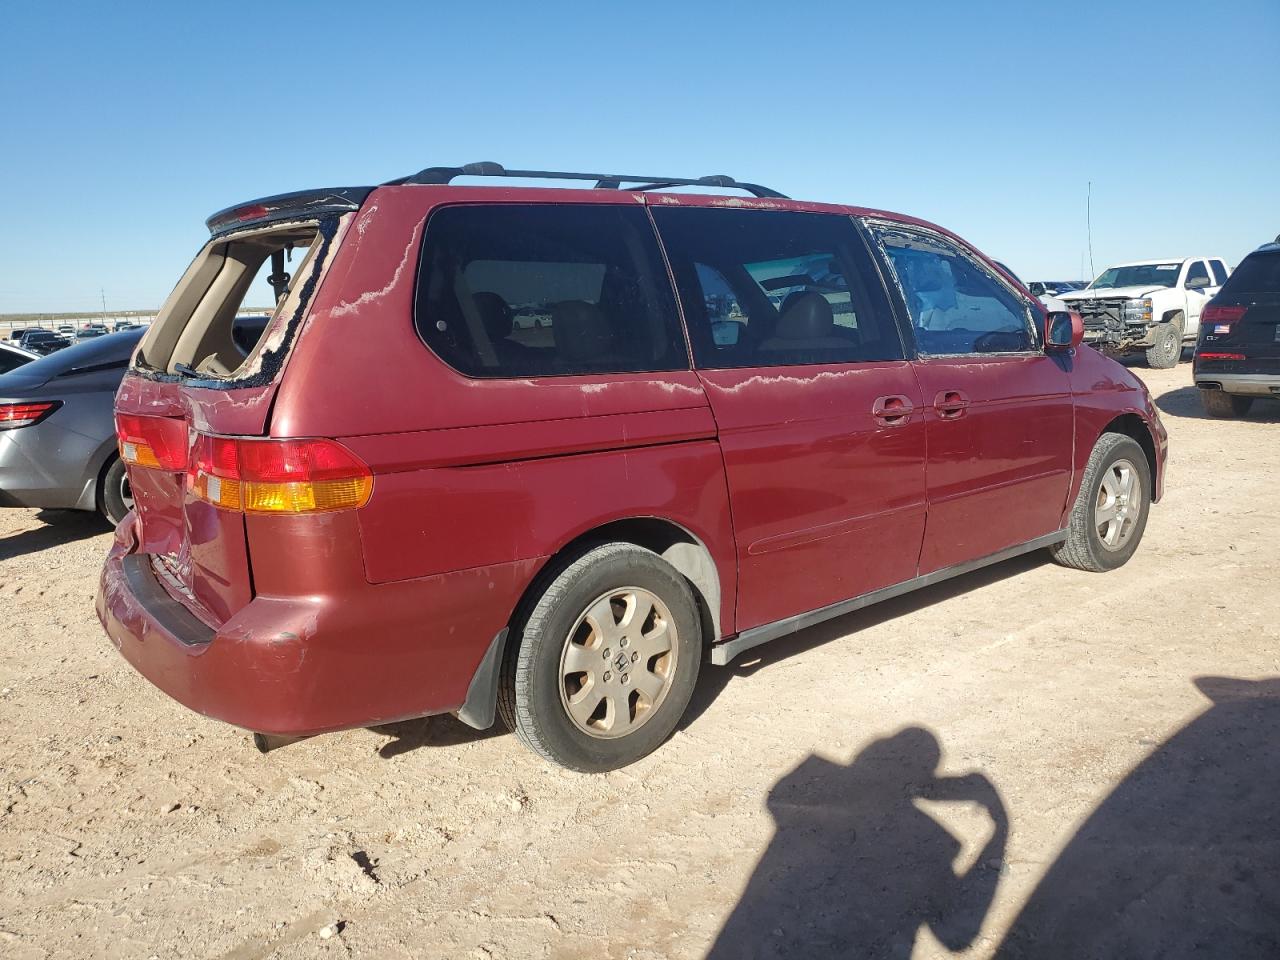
[[872, 395, 915, 426], [933, 390, 970, 420]]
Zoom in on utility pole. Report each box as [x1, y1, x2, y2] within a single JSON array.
[[1086, 181, 1095, 280], [101, 288, 107, 329]]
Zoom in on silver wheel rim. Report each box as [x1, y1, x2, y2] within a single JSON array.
[[558, 586, 678, 739], [120, 473, 134, 513], [1096, 458, 1142, 551]]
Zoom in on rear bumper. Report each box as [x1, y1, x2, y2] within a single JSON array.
[[96, 514, 540, 736], [1195, 373, 1280, 397]]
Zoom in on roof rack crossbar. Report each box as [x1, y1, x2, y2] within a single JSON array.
[[387, 162, 787, 199]]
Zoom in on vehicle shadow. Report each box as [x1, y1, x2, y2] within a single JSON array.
[[706, 726, 1008, 958], [0, 509, 109, 562], [993, 676, 1280, 958], [1155, 385, 1280, 422], [370, 713, 507, 758], [683, 551, 1048, 730]]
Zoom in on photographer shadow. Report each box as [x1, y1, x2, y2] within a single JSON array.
[[708, 726, 1007, 959]]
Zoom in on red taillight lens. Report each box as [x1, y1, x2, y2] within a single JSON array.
[[1198, 352, 1246, 361], [115, 414, 189, 470], [1202, 305, 1247, 327], [0, 401, 61, 430], [189, 435, 372, 514]]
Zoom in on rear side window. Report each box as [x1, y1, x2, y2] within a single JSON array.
[[652, 207, 904, 368], [870, 224, 1035, 356], [1221, 250, 1280, 295], [415, 204, 686, 378], [1210, 260, 1229, 285]]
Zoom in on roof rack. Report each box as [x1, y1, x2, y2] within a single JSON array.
[[385, 161, 787, 199]]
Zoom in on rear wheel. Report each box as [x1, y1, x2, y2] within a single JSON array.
[[99, 457, 133, 526], [1050, 433, 1151, 572], [498, 543, 702, 772], [1144, 316, 1182, 368], [1200, 390, 1253, 418]]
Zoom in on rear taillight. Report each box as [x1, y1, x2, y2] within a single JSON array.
[[1198, 352, 1246, 361], [116, 414, 189, 470], [1202, 304, 1247, 334], [0, 401, 61, 430], [189, 435, 372, 514]]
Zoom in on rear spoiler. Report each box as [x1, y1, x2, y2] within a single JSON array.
[[205, 187, 374, 236]]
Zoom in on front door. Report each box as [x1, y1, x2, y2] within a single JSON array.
[[652, 206, 928, 631], [867, 222, 1075, 574], [1183, 259, 1214, 328]]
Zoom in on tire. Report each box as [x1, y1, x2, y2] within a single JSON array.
[[1144, 316, 1182, 369], [497, 542, 702, 772], [1050, 433, 1152, 573], [99, 456, 133, 526], [1201, 390, 1253, 418]]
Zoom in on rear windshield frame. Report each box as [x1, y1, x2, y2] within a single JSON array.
[[132, 216, 339, 389]]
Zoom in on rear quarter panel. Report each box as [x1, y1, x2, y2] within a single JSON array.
[[268, 186, 740, 635]]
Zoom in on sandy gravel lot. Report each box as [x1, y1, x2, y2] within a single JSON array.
[[1, 363, 1278, 959]]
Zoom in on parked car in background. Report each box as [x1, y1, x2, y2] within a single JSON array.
[[8, 329, 27, 342], [97, 163, 1166, 772], [0, 341, 39, 374], [18, 329, 70, 355], [76, 324, 110, 341], [1194, 240, 1280, 417], [58, 325, 76, 336], [1030, 281, 1084, 298], [1060, 257, 1231, 368], [0, 329, 145, 524]]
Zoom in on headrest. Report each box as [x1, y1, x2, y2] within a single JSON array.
[[472, 292, 514, 339], [775, 292, 835, 340], [552, 300, 613, 362]]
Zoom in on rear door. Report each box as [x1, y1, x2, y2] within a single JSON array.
[[867, 221, 1074, 574], [115, 215, 351, 624], [653, 206, 927, 631]]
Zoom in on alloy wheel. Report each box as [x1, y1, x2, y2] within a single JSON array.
[[558, 587, 678, 739], [1095, 458, 1142, 551]]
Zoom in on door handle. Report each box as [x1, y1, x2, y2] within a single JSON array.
[[933, 390, 970, 420], [872, 395, 915, 426]]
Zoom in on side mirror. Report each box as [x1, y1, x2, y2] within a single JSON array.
[[1045, 311, 1083, 352]]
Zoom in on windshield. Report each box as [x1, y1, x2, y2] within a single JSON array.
[[1089, 263, 1181, 290]]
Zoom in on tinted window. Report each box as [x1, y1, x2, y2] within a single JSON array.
[[871, 224, 1034, 355], [415, 204, 686, 378], [1185, 260, 1210, 288], [0, 349, 30, 373], [1209, 260, 1229, 286], [1221, 250, 1280, 295], [653, 208, 903, 368]]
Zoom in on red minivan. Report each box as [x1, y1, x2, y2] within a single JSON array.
[[97, 163, 1167, 771]]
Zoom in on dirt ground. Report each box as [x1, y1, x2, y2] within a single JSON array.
[[1, 363, 1278, 960]]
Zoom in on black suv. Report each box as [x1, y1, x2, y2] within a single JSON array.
[[1194, 242, 1280, 417]]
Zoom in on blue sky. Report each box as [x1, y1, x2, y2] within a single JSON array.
[[1, 0, 1276, 312]]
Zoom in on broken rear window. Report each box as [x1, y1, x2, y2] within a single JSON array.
[[135, 222, 325, 381]]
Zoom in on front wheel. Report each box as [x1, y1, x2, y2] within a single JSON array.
[[1144, 319, 1182, 369], [498, 543, 702, 772], [1050, 433, 1152, 572]]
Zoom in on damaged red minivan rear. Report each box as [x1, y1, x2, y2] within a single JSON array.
[[98, 163, 1167, 771]]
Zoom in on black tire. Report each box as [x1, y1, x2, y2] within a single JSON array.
[[1200, 390, 1253, 418], [1144, 317, 1182, 369], [497, 543, 702, 772], [1050, 433, 1152, 573], [99, 456, 133, 526]]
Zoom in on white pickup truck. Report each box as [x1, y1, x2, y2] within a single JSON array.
[[1059, 257, 1231, 367]]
